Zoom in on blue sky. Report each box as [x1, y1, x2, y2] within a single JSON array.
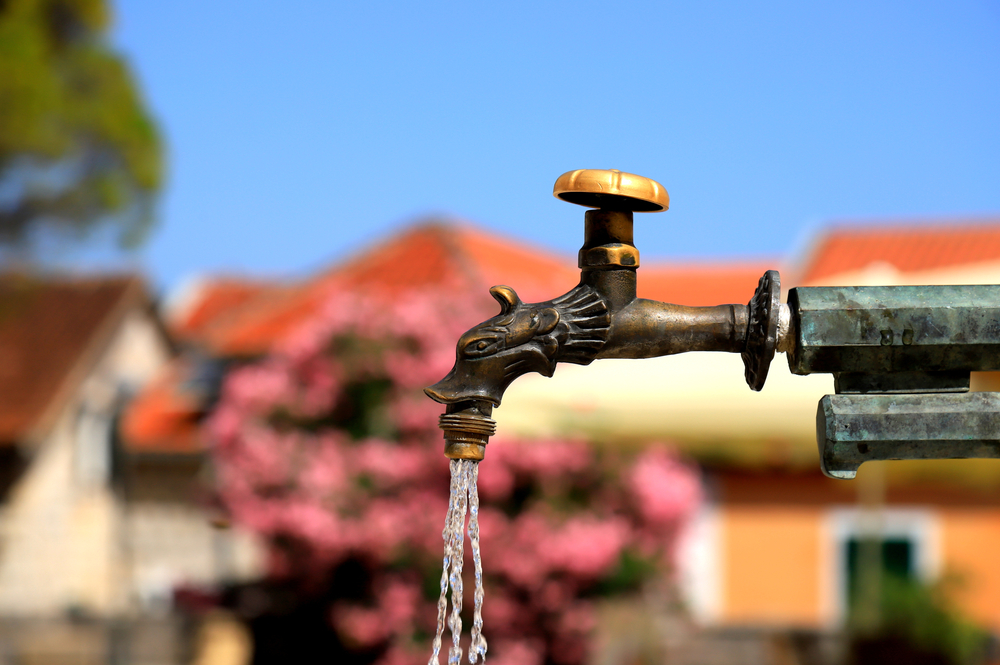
[[102, 1, 1000, 295]]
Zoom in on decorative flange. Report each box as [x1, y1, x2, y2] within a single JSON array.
[[742, 270, 781, 391]]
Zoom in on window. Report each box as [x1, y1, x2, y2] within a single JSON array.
[[845, 536, 914, 608], [75, 403, 112, 488], [824, 508, 939, 624]]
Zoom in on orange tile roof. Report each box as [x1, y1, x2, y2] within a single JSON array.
[[640, 263, 775, 306], [800, 219, 1000, 285], [182, 223, 770, 358], [186, 222, 578, 358], [119, 359, 204, 454], [447, 225, 579, 303], [0, 274, 143, 444], [172, 279, 278, 342]]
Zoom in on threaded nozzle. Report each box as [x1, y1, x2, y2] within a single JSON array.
[[439, 410, 496, 461]]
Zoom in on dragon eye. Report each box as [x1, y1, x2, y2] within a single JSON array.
[[462, 335, 503, 359]]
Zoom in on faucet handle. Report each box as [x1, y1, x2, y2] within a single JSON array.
[[553, 169, 670, 212]]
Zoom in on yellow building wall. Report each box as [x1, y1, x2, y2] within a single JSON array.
[[722, 506, 824, 626], [719, 502, 1000, 632], [940, 508, 1000, 633]]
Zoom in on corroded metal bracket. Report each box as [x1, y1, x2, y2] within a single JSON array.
[[817, 393, 1000, 479], [791, 285, 1000, 478]]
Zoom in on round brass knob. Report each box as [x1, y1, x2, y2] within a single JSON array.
[[553, 169, 669, 213]]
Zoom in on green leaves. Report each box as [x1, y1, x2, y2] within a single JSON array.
[[849, 573, 990, 665], [593, 550, 660, 597], [0, 0, 162, 250]]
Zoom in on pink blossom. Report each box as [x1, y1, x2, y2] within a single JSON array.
[[551, 603, 597, 665], [499, 437, 594, 477], [374, 645, 424, 665], [222, 362, 293, 412], [291, 356, 340, 416], [332, 603, 389, 648], [488, 639, 544, 665], [353, 439, 433, 489], [540, 516, 629, 579], [297, 433, 349, 496], [377, 579, 420, 628], [475, 456, 515, 500], [496, 513, 550, 587], [538, 579, 572, 612], [481, 591, 522, 635], [360, 498, 425, 561], [628, 446, 702, 526], [390, 394, 442, 434]]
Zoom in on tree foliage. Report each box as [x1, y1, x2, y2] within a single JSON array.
[[208, 286, 703, 665], [0, 0, 162, 249], [849, 573, 991, 665]]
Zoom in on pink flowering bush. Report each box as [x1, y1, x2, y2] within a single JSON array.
[[208, 286, 702, 665]]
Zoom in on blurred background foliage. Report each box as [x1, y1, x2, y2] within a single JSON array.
[[848, 568, 990, 665], [0, 0, 161, 253]]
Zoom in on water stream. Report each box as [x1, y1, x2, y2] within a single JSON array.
[[429, 459, 487, 665]]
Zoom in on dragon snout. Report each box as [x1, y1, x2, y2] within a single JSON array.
[[424, 363, 503, 406]]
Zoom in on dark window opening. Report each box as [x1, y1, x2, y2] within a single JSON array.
[[846, 537, 914, 606]]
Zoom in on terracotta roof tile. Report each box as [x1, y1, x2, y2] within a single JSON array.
[[449, 225, 578, 303], [801, 220, 1000, 284], [192, 224, 768, 357], [192, 222, 572, 357], [119, 359, 204, 454], [172, 279, 278, 342], [640, 263, 776, 306], [0, 274, 141, 443]]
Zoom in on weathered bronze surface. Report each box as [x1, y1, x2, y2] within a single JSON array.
[[817, 393, 1000, 479], [833, 371, 971, 395], [789, 285, 1000, 478], [426, 169, 781, 459], [439, 401, 496, 460], [788, 285, 1000, 375]]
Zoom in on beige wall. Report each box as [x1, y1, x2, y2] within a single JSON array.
[[0, 307, 169, 617], [127, 459, 263, 611]]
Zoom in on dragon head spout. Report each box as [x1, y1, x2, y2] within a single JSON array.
[[425, 284, 610, 406]]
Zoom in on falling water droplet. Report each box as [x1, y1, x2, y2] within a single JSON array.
[[447, 462, 469, 665], [428, 460, 462, 665], [468, 462, 488, 663], [429, 459, 487, 665]]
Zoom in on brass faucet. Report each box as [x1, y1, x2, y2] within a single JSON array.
[[425, 169, 783, 460], [427, 172, 1000, 476]]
